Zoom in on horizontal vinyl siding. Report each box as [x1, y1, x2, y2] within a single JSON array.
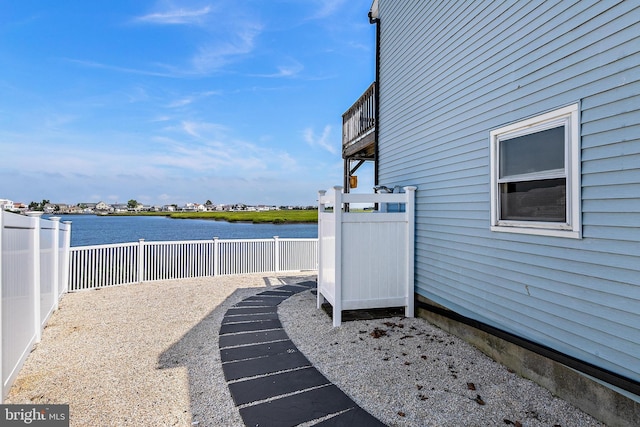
[[377, 0, 640, 384]]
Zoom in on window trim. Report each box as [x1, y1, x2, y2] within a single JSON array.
[[490, 103, 581, 239]]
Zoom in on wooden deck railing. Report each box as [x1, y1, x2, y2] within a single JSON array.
[[342, 82, 376, 157]]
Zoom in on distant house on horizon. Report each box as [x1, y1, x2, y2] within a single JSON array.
[[12, 202, 26, 212], [78, 203, 97, 213], [181, 203, 197, 212], [256, 205, 279, 211], [0, 199, 15, 212], [43, 203, 69, 214], [66, 205, 83, 214], [112, 203, 128, 213], [95, 201, 111, 212]]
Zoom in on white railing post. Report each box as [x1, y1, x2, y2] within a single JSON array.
[[332, 185, 343, 327], [26, 212, 42, 342], [317, 190, 326, 309], [61, 221, 72, 294], [273, 236, 280, 273], [213, 237, 219, 276], [0, 210, 4, 392], [137, 239, 145, 283], [49, 217, 60, 310], [404, 186, 417, 318]]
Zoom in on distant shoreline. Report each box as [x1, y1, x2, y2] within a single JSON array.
[[103, 209, 318, 224], [43, 209, 328, 224]]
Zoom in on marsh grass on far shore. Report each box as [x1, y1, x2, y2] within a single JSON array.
[[113, 209, 318, 224]]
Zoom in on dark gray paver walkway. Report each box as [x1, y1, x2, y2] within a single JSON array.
[[220, 279, 386, 426]]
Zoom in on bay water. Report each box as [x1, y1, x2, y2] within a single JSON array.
[[47, 214, 318, 247]]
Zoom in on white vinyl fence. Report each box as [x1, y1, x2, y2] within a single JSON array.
[[68, 237, 318, 291], [1, 211, 71, 399], [1, 210, 316, 400]]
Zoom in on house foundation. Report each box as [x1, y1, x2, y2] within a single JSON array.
[[416, 294, 639, 427]]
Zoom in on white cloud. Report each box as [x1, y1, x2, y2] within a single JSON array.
[[144, 120, 305, 177], [66, 58, 176, 78], [275, 64, 301, 77], [303, 125, 336, 154], [179, 120, 227, 139], [166, 90, 220, 108], [311, 0, 347, 19], [71, 4, 265, 77], [252, 59, 304, 79], [126, 86, 150, 103], [167, 97, 193, 108], [43, 114, 77, 129], [151, 139, 267, 173], [134, 6, 212, 25], [191, 22, 262, 73]]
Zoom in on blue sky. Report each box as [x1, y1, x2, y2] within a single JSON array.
[[0, 0, 375, 207]]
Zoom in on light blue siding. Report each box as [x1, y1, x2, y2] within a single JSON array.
[[376, 0, 640, 385]]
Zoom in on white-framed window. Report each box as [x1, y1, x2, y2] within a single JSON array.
[[490, 103, 581, 238]]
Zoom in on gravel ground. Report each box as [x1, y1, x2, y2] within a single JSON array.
[[279, 289, 604, 427], [5, 274, 603, 427]]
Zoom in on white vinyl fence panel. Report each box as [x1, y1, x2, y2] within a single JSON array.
[[217, 239, 275, 276], [69, 242, 139, 290], [68, 237, 318, 291], [1, 211, 71, 399], [279, 238, 318, 272], [144, 240, 216, 281]]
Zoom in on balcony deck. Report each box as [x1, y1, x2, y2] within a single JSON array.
[[342, 82, 376, 160]]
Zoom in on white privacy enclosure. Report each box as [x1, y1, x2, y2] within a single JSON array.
[[1, 211, 71, 399], [317, 186, 416, 326]]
